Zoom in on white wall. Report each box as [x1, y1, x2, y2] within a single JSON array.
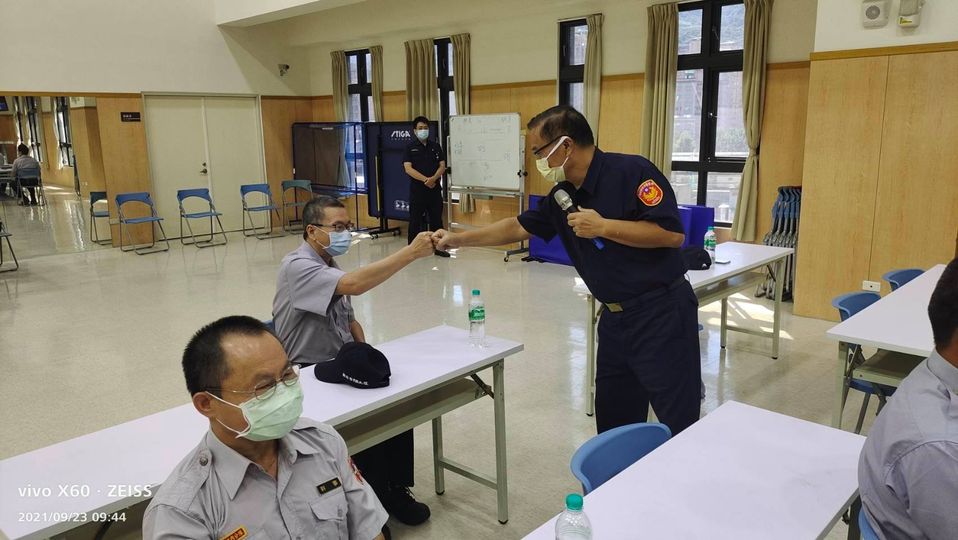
[[0, 0, 309, 95], [280, 0, 817, 95], [815, 0, 958, 52]]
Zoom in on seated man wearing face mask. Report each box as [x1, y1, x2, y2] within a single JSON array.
[[272, 196, 436, 526], [402, 116, 448, 257], [144, 316, 387, 539]]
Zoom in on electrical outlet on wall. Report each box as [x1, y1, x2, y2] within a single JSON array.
[[863, 280, 881, 292]]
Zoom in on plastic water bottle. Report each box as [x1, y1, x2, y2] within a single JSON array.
[[555, 493, 592, 540], [704, 226, 717, 262], [469, 289, 486, 347]]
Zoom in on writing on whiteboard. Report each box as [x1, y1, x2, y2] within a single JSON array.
[[449, 114, 521, 191]]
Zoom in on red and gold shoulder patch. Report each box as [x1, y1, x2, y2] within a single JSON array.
[[348, 457, 365, 485], [220, 526, 247, 540], [637, 179, 663, 206]]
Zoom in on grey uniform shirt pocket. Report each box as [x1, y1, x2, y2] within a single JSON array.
[[308, 492, 349, 539]]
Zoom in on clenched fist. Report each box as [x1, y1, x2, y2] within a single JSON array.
[[567, 207, 606, 239], [408, 231, 436, 258], [431, 229, 458, 252]]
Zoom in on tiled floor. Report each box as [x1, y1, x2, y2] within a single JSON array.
[[0, 200, 873, 539]]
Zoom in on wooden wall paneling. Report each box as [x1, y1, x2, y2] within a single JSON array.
[[261, 97, 315, 227], [311, 96, 335, 122], [869, 51, 958, 290], [0, 116, 17, 162], [71, 107, 107, 196], [756, 65, 810, 240], [40, 112, 74, 188], [793, 57, 889, 320], [382, 92, 406, 122], [597, 74, 643, 155], [95, 96, 153, 246]]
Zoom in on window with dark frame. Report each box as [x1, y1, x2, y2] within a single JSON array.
[[434, 37, 455, 139], [24, 97, 43, 163], [345, 49, 373, 189], [672, 0, 746, 226], [558, 19, 588, 112], [54, 97, 75, 167]]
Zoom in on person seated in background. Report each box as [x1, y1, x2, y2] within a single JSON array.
[[273, 196, 435, 526], [858, 257, 958, 539], [143, 316, 387, 540], [11, 144, 40, 205]]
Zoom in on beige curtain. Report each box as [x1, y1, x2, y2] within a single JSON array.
[[732, 0, 773, 241], [405, 38, 439, 119], [370, 46, 384, 122], [451, 34, 471, 116], [330, 50, 348, 122], [583, 14, 603, 139], [640, 3, 678, 176]]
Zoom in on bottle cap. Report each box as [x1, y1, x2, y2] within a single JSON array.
[[472, 289, 480, 295], [565, 493, 583, 511], [707, 226, 714, 231]]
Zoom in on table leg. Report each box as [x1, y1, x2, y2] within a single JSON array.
[[720, 298, 728, 348], [772, 258, 785, 359], [432, 417, 445, 495], [833, 342, 848, 429], [847, 496, 862, 540], [494, 360, 509, 524], [587, 294, 596, 417]]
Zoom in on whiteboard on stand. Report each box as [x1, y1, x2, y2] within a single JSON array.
[[448, 113, 523, 192]]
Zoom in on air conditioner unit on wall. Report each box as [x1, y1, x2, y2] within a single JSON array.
[[862, 0, 890, 28]]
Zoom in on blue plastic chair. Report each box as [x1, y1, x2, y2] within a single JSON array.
[[177, 188, 227, 248], [88, 191, 112, 245], [281, 179, 314, 233], [115, 192, 170, 255], [881, 268, 923, 292], [859, 506, 878, 540], [0, 223, 19, 273], [571, 423, 671, 495], [240, 183, 283, 239], [15, 163, 45, 206]]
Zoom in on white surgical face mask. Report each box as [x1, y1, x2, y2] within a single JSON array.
[[535, 136, 570, 183], [415, 129, 429, 141]]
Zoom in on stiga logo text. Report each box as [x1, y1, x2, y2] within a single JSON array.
[[390, 130, 412, 140]]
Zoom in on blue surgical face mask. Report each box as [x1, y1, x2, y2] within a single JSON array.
[[322, 230, 353, 257], [415, 129, 429, 141]]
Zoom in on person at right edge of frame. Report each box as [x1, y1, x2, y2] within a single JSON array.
[[403, 116, 450, 257], [432, 105, 701, 436]]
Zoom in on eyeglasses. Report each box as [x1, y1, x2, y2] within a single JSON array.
[[308, 222, 355, 234], [531, 135, 567, 158], [207, 364, 300, 401]]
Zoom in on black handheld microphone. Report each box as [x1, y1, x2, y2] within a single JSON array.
[[554, 189, 605, 250]]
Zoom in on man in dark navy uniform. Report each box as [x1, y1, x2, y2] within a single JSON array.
[[402, 116, 449, 257], [432, 105, 700, 435]]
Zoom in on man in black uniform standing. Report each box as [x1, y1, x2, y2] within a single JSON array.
[[432, 105, 701, 435], [403, 116, 449, 257]]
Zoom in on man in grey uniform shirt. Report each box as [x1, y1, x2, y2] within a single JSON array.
[[858, 257, 958, 540], [144, 316, 387, 540], [273, 196, 435, 526]]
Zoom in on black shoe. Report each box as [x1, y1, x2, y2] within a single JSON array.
[[434, 250, 451, 258], [381, 485, 430, 526]]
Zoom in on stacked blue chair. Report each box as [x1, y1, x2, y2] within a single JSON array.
[[115, 191, 170, 255], [177, 188, 228, 248], [832, 292, 923, 433], [281, 179, 314, 233], [89, 191, 112, 245], [571, 423, 671, 495], [881, 268, 923, 292], [240, 183, 283, 239]]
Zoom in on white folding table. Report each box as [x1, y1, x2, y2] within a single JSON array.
[[579, 242, 794, 415], [0, 325, 522, 539], [825, 264, 942, 428], [523, 401, 866, 540]]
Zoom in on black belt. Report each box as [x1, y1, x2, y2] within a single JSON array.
[[602, 277, 688, 313]]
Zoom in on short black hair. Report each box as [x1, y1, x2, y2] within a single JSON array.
[[929, 257, 958, 349], [302, 196, 346, 240], [412, 116, 429, 127], [182, 316, 272, 396], [527, 105, 594, 147], [17, 144, 29, 156]]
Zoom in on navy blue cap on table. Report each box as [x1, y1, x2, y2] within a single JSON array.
[[314, 342, 392, 388]]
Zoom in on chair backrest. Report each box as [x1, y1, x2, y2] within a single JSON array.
[[115, 192, 157, 218], [177, 188, 213, 204], [881, 268, 923, 291], [831, 292, 881, 322], [570, 422, 671, 495], [263, 319, 276, 333], [15, 164, 41, 180], [90, 191, 108, 205], [859, 507, 879, 540], [240, 183, 273, 208], [281, 179, 312, 193]]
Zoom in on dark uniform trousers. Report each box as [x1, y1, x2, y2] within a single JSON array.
[[594, 279, 702, 435], [407, 184, 444, 244], [352, 429, 415, 491]]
